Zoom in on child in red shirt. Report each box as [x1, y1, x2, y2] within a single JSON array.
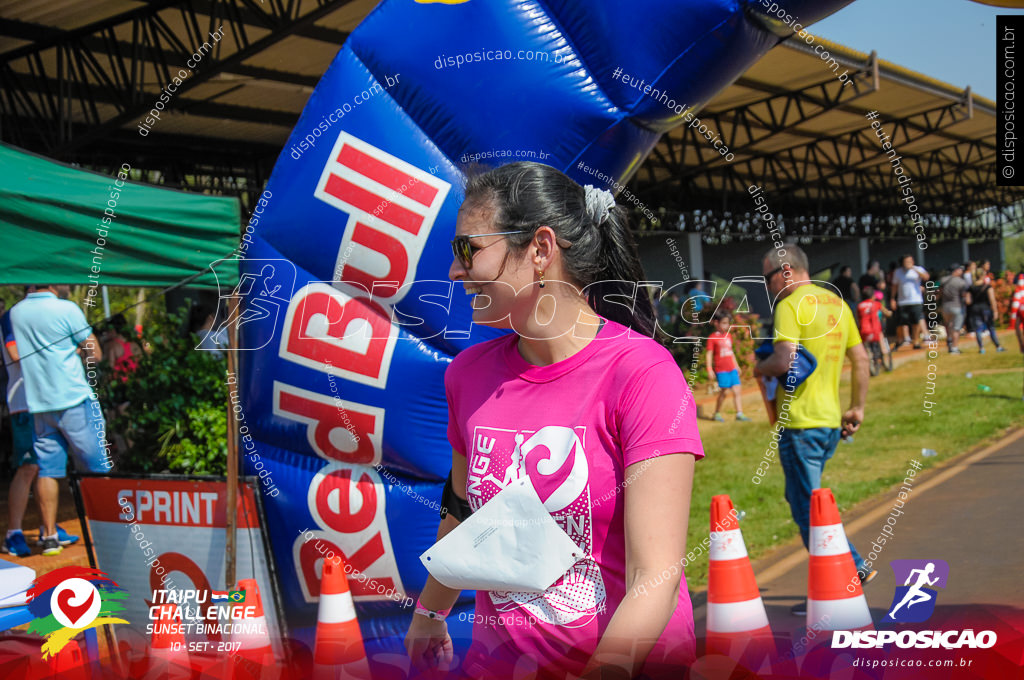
[[857, 287, 892, 369], [705, 311, 749, 421], [857, 291, 883, 343]]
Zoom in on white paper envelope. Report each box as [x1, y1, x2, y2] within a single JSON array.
[[0, 558, 35, 608], [419, 477, 583, 592]]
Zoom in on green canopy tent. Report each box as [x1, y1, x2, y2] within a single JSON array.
[[0, 143, 252, 589], [0, 143, 241, 289]]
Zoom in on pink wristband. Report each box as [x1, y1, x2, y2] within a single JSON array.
[[414, 598, 452, 622]]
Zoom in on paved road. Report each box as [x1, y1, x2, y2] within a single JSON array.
[[693, 427, 1024, 639]]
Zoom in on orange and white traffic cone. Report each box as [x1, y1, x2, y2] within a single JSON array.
[[149, 603, 191, 678], [231, 578, 277, 680], [705, 495, 775, 668], [313, 555, 371, 680], [808, 488, 873, 631]]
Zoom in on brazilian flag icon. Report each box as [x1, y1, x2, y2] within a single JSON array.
[[229, 591, 246, 603]]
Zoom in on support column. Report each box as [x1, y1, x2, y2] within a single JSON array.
[[687, 232, 704, 281], [961, 239, 970, 264], [858, 237, 869, 275]]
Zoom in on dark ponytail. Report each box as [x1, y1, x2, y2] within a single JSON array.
[[587, 204, 656, 337], [463, 162, 656, 337]]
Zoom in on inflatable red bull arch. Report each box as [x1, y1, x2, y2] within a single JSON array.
[[233, 0, 855, 663]]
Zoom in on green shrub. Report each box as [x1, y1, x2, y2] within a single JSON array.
[[659, 295, 761, 387], [97, 305, 228, 475]]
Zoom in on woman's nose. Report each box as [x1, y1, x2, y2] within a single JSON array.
[[449, 257, 465, 281]]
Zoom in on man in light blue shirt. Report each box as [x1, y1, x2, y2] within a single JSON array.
[[1, 288, 83, 558], [9, 285, 111, 556]]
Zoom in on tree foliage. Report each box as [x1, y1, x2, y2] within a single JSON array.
[[97, 305, 228, 475]]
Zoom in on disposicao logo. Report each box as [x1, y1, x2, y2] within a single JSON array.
[[832, 559, 997, 650], [26, 566, 129, 659], [885, 559, 948, 623]]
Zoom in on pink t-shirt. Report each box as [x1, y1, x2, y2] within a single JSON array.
[[445, 318, 705, 679]]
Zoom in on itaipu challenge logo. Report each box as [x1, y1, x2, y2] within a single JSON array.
[[26, 566, 129, 659]]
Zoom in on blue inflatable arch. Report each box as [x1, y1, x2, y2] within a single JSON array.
[[235, 0, 855, 660]]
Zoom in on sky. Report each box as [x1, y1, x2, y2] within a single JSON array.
[[812, 0, 1024, 100]]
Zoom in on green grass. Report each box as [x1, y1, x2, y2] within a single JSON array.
[[683, 338, 1024, 588]]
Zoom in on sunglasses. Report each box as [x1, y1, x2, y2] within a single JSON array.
[[451, 230, 526, 270], [764, 266, 784, 282]]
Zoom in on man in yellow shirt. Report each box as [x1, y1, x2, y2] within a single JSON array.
[[755, 245, 873, 616]]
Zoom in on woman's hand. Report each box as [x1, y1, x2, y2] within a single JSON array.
[[403, 454, 466, 673], [404, 613, 454, 672]]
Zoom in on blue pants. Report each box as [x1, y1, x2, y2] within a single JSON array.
[[778, 427, 864, 570], [970, 309, 1000, 349]]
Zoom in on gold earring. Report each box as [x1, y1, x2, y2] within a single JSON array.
[[539, 270, 545, 288]]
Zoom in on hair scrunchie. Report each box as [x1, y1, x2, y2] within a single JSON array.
[[583, 184, 616, 226]]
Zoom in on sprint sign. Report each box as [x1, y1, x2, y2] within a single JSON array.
[[77, 476, 283, 646]]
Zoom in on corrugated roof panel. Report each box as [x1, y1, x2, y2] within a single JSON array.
[[139, 112, 290, 145], [0, 0, 139, 30], [243, 36, 347, 74], [315, 0, 381, 32], [0, 36, 30, 53], [184, 80, 310, 115]]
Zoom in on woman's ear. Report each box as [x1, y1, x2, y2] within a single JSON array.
[[532, 226, 558, 266]]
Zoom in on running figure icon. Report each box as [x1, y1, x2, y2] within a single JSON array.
[[887, 562, 939, 618], [199, 258, 296, 352]]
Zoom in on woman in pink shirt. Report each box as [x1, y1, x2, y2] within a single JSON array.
[[404, 162, 705, 679]]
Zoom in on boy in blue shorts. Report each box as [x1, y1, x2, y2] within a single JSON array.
[[706, 311, 750, 422]]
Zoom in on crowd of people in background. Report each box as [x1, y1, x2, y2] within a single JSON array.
[[849, 255, 1024, 369], [843, 255, 1022, 356]]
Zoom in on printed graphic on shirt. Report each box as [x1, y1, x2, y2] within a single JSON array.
[[467, 424, 605, 628]]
